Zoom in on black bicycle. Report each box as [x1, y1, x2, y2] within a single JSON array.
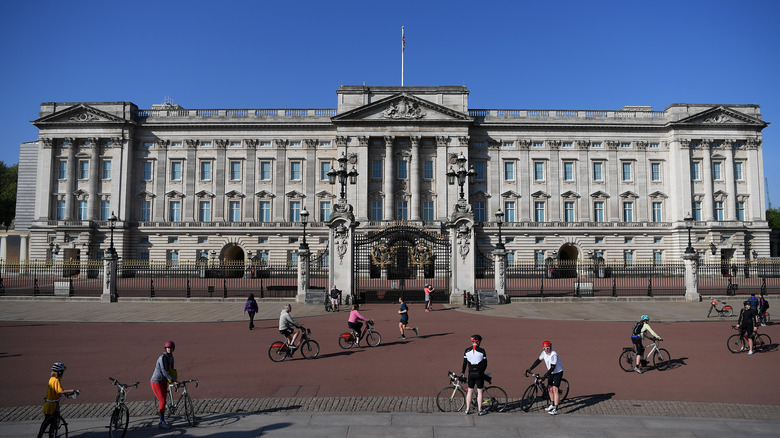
[[436, 371, 507, 413], [37, 390, 79, 438], [108, 378, 138, 438], [520, 371, 569, 412]]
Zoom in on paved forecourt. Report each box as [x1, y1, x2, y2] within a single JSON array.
[[1, 296, 778, 436]]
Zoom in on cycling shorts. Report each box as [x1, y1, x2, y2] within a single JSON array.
[[547, 371, 563, 388], [280, 328, 294, 337], [631, 335, 644, 355], [467, 374, 485, 389], [348, 321, 363, 333]]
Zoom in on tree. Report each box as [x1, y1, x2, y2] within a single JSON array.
[[767, 208, 780, 230], [0, 162, 17, 230]]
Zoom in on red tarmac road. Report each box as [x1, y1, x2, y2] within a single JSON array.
[[2, 304, 779, 408]]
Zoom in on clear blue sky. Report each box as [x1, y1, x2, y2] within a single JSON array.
[[2, 0, 778, 207]]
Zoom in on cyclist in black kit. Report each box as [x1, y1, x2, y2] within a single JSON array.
[[461, 334, 488, 416]]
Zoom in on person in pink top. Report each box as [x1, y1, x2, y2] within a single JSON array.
[[348, 304, 371, 347]]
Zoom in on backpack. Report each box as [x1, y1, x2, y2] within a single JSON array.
[[632, 321, 643, 336]]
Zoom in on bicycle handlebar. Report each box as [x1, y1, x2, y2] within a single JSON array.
[[172, 379, 199, 391], [109, 377, 140, 388], [45, 389, 80, 403]]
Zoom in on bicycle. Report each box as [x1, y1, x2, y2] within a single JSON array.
[[37, 390, 79, 438], [520, 371, 569, 412], [338, 319, 381, 348], [108, 377, 138, 438], [435, 371, 507, 413], [707, 298, 734, 317], [165, 379, 198, 426], [727, 326, 772, 353], [268, 326, 320, 361], [618, 338, 670, 372]]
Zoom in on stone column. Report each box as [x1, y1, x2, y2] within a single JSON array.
[[0, 234, 6, 276], [410, 136, 421, 220], [723, 141, 737, 221], [64, 141, 76, 220], [214, 140, 227, 221], [701, 139, 714, 221], [683, 252, 701, 302], [493, 247, 507, 303], [154, 140, 168, 221], [383, 136, 394, 220], [101, 250, 118, 303], [20, 234, 28, 264], [296, 246, 310, 303], [88, 139, 100, 220]]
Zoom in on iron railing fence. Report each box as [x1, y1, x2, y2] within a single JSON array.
[[1, 259, 777, 299]]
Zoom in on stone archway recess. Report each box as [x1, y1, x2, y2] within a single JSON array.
[[222, 244, 245, 278], [558, 244, 579, 278]]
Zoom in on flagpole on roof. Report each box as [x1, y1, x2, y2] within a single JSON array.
[[401, 26, 405, 87]]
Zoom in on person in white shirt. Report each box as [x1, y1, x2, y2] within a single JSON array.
[[526, 340, 564, 415]]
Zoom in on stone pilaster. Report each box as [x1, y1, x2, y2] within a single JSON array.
[[384, 136, 394, 220], [683, 252, 701, 302]]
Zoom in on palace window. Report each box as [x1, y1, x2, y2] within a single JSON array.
[[290, 161, 302, 181], [289, 200, 301, 222], [230, 161, 241, 181], [564, 201, 575, 222], [473, 201, 485, 222], [102, 160, 111, 179], [423, 160, 434, 180], [143, 161, 153, 181], [563, 162, 574, 181], [140, 201, 151, 221], [504, 201, 516, 222], [229, 201, 241, 222], [534, 201, 545, 222], [370, 201, 382, 221], [593, 162, 604, 181], [58, 160, 67, 179], [169, 200, 181, 222], [320, 161, 330, 181], [621, 162, 632, 181], [171, 161, 182, 181], [100, 201, 110, 221], [504, 161, 515, 181], [534, 161, 545, 181], [199, 201, 211, 222], [593, 201, 605, 222], [260, 161, 272, 181], [396, 200, 408, 221], [713, 161, 722, 180], [372, 161, 383, 179], [77, 200, 87, 220], [651, 162, 661, 181], [473, 162, 486, 181], [692, 201, 702, 221], [200, 161, 212, 181], [623, 201, 634, 222], [79, 160, 89, 179], [736, 201, 745, 221], [397, 160, 408, 180], [734, 162, 744, 180], [715, 201, 724, 221], [259, 201, 271, 222], [320, 200, 331, 222], [652, 202, 662, 222], [423, 201, 434, 221], [691, 161, 701, 180]]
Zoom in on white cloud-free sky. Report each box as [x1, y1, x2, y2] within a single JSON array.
[[1, 0, 778, 207]]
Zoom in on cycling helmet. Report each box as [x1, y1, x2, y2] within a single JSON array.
[[52, 362, 67, 372], [641, 315, 650, 321], [744, 301, 751, 306], [470, 334, 482, 342], [542, 340, 552, 348], [164, 341, 176, 349]]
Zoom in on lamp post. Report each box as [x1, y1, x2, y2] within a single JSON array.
[[684, 213, 694, 254], [495, 208, 505, 250], [107, 211, 118, 258], [328, 152, 358, 200], [300, 206, 309, 250], [446, 151, 477, 200]]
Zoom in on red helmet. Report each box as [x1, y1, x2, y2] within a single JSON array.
[[541, 340, 552, 348], [164, 341, 176, 349]]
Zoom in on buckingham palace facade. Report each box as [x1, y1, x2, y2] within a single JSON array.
[[18, 85, 770, 266]]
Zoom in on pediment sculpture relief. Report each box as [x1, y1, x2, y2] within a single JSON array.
[[381, 97, 426, 119]]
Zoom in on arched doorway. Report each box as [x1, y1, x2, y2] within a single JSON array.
[[558, 244, 579, 278], [222, 244, 245, 278]]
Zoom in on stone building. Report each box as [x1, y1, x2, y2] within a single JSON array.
[[20, 85, 770, 269]]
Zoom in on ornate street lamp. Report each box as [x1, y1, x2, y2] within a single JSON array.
[[446, 151, 477, 200], [495, 208, 505, 250], [684, 213, 694, 254], [107, 211, 118, 258], [300, 206, 310, 250], [328, 152, 358, 200]]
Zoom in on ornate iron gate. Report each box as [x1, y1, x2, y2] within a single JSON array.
[[353, 224, 450, 303]]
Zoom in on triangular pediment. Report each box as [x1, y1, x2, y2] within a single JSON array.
[[33, 104, 131, 126], [649, 191, 668, 199], [285, 190, 306, 199], [620, 191, 639, 199], [673, 106, 768, 127], [165, 190, 185, 199], [561, 190, 580, 199], [255, 190, 276, 198], [332, 93, 471, 124], [531, 190, 550, 199], [501, 190, 521, 198], [137, 190, 156, 199], [225, 190, 245, 199], [316, 190, 336, 199], [195, 190, 215, 198], [590, 191, 610, 199]]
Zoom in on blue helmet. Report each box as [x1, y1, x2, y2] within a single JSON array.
[[641, 314, 650, 321]]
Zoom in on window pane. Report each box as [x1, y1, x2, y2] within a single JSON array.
[[398, 161, 408, 180], [423, 201, 434, 221], [199, 201, 211, 221], [473, 201, 485, 222], [201, 161, 211, 180], [259, 201, 271, 222], [534, 162, 544, 181], [504, 201, 515, 222], [372, 161, 383, 179], [651, 163, 660, 181], [260, 162, 271, 180], [230, 161, 241, 180], [229, 201, 240, 222], [290, 201, 301, 222], [424, 161, 434, 179], [290, 162, 301, 180], [593, 162, 603, 181], [320, 201, 331, 221], [594, 201, 604, 222], [170, 201, 181, 222], [320, 162, 330, 181], [141, 201, 151, 221], [144, 162, 153, 181], [102, 160, 111, 179]]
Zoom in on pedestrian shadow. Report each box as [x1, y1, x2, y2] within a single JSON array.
[[414, 332, 453, 340], [559, 392, 616, 414], [0, 352, 22, 358]]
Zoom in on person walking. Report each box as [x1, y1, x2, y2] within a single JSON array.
[[244, 293, 258, 330], [150, 341, 178, 429], [462, 334, 488, 416], [758, 292, 769, 326], [526, 340, 564, 415], [398, 297, 418, 339], [424, 284, 435, 312], [330, 285, 341, 312], [43, 362, 77, 421]]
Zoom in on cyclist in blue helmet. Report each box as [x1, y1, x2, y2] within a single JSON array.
[[631, 315, 661, 374]]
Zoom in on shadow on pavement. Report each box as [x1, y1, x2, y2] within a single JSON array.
[[660, 357, 688, 371], [562, 392, 616, 414]]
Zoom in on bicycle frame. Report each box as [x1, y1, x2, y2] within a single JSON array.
[[168, 379, 198, 406]]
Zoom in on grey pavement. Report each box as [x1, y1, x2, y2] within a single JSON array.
[[3, 296, 779, 436], [3, 411, 780, 438]]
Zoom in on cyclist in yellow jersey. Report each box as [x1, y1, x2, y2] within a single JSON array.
[[44, 363, 76, 418]]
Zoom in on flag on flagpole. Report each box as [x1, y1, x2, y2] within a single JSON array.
[[402, 26, 405, 52]]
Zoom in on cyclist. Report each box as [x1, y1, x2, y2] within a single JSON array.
[[43, 362, 77, 421], [631, 315, 662, 374], [734, 300, 758, 354], [347, 303, 370, 347], [526, 340, 564, 415], [150, 341, 178, 429], [279, 304, 302, 352], [461, 334, 488, 416]]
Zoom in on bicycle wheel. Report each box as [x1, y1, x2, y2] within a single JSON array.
[[520, 384, 539, 412], [436, 386, 466, 412], [300, 340, 320, 359], [109, 404, 129, 438], [756, 334, 772, 352], [481, 386, 508, 412], [653, 348, 671, 371], [338, 333, 354, 349], [618, 349, 635, 372], [165, 392, 176, 422], [184, 394, 196, 426], [365, 330, 381, 347], [268, 343, 288, 362], [724, 308, 734, 317], [38, 414, 68, 438], [727, 334, 744, 354], [557, 378, 570, 401]]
